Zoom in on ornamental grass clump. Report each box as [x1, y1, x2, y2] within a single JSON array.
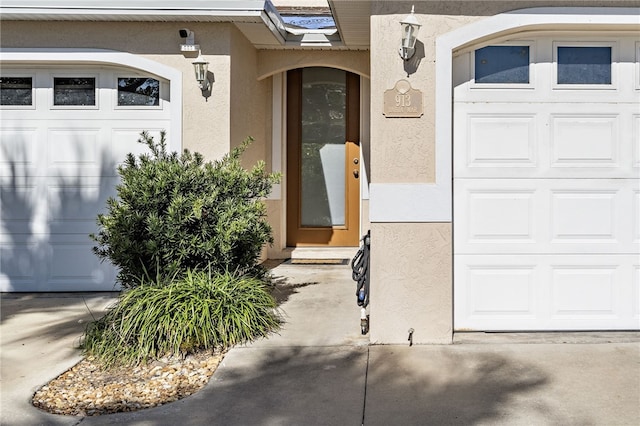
[[82, 269, 281, 367], [90, 130, 279, 289]]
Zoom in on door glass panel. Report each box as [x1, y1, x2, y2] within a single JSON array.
[[300, 67, 346, 227]]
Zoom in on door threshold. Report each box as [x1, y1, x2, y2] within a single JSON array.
[[285, 246, 359, 260]]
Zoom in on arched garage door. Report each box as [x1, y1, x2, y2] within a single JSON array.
[[1, 66, 171, 291], [453, 34, 639, 330]]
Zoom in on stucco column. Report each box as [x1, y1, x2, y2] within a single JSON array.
[[368, 8, 453, 344]]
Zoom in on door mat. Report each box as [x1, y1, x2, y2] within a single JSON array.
[[287, 259, 349, 265]]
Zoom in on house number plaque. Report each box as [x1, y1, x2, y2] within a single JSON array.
[[383, 80, 423, 118]]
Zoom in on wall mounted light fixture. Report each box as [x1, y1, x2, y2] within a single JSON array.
[[178, 29, 208, 93], [399, 5, 421, 61], [192, 51, 209, 91]]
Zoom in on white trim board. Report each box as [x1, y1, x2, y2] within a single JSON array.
[[369, 183, 450, 223], [267, 72, 284, 200]]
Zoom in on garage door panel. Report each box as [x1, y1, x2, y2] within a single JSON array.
[[112, 128, 164, 161], [634, 266, 640, 321], [455, 178, 637, 254], [45, 125, 162, 179], [466, 114, 537, 167], [465, 190, 535, 242], [0, 183, 38, 233], [455, 255, 638, 330], [47, 177, 117, 234], [462, 265, 537, 316], [47, 127, 104, 177], [551, 190, 616, 241], [454, 107, 541, 177], [0, 127, 41, 178], [551, 266, 618, 316], [0, 180, 49, 239], [633, 114, 640, 169], [0, 242, 43, 292], [455, 258, 541, 330], [455, 104, 637, 179], [550, 114, 618, 167], [634, 190, 640, 243], [48, 242, 118, 291], [0, 241, 118, 292]]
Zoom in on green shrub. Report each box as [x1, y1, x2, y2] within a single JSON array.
[[82, 269, 281, 367], [91, 131, 279, 288]]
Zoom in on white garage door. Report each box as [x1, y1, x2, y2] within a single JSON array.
[[1, 66, 171, 291], [454, 35, 640, 330]]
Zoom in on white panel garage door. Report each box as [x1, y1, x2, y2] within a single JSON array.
[[454, 35, 639, 330], [1, 67, 171, 291]]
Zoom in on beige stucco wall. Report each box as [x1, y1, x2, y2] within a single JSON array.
[[229, 26, 270, 166], [265, 200, 285, 258], [370, 223, 452, 344]]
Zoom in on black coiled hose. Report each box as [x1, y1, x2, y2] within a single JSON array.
[[350, 230, 370, 308]]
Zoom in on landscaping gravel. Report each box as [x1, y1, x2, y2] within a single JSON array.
[[31, 351, 223, 416]]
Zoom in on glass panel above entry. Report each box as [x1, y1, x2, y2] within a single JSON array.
[[557, 46, 612, 85], [474, 45, 530, 84], [53, 77, 96, 106], [0, 77, 33, 106]]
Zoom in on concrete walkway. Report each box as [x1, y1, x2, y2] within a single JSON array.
[[1, 263, 639, 425]]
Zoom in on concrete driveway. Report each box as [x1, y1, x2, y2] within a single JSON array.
[[1, 263, 639, 425]]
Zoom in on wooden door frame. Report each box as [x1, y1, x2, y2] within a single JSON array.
[[286, 68, 360, 247]]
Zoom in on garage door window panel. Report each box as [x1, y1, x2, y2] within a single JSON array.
[[53, 77, 97, 107], [117, 77, 161, 108], [473, 44, 532, 87], [1, 76, 34, 108], [554, 43, 615, 88]]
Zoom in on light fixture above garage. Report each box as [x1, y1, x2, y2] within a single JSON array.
[[399, 5, 421, 61], [192, 52, 209, 92]]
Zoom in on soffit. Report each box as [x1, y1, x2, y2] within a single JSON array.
[[328, 0, 371, 50]]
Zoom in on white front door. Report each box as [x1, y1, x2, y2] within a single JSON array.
[[453, 35, 640, 330]]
